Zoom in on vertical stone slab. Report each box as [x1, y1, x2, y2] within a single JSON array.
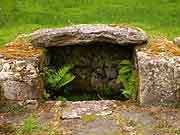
[[136, 51, 180, 105]]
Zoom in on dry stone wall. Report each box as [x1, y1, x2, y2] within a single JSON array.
[[0, 38, 44, 102], [0, 57, 43, 101], [1, 24, 180, 106]]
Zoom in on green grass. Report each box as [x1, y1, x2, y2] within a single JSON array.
[[16, 114, 60, 135], [0, 0, 180, 46]]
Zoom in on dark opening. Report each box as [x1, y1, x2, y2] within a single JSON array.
[[45, 42, 135, 101]]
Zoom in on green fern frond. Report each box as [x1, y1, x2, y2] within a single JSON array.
[[117, 60, 137, 99], [58, 73, 75, 88], [47, 64, 75, 89], [120, 60, 131, 65]]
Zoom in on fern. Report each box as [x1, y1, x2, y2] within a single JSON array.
[[47, 64, 75, 89], [117, 60, 137, 99]]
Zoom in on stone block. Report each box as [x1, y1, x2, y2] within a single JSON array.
[[136, 51, 180, 105]]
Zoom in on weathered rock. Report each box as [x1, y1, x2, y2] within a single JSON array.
[[0, 57, 44, 101], [31, 24, 148, 48], [2, 101, 180, 135], [61, 100, 114, 119], [136, 51, 180, 105], [120, 111, 155, 125], [173, 37, 180, 46]]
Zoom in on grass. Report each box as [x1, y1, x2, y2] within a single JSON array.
[[0, 0, 180, 46], [16, 114, 60, 135]]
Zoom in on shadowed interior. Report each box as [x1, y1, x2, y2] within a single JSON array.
[[45, 42, 135, 101]]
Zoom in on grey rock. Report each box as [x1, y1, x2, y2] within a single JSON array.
[[0, 54, 44, 101], [0, 72, 14, 81], [72, 118, 119, 135], [1, 80, 42, 100], [31, 24, 148, 48], [24, 100, 39, 110], [123, 126, 135, 132], [15, 60, 26, 67], [2, 63, 11, 72], [136, 51, 180, 105], [61, 100, 115, 119], [105, 67, 117, 79], [120, 111, 155, 125]]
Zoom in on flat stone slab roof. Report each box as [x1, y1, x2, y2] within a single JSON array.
[[31, 24, 148, 47]]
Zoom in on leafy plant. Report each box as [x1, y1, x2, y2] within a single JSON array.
[[56, 96, 67, 101], [16, 114, 60, 135], [47, 64, 75, 89], [116, 60, 137, 99]]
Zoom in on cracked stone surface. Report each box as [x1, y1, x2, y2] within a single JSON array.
[[61, 100, 114, 119], [1, 100, 180, 135], [136, 50, 180, 105], [31, 24, 148, 48]]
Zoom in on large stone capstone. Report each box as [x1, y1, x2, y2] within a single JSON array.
[[31, 24, 148, 48]]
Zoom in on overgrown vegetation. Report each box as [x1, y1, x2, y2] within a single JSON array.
[[0, 0, 180, 46], [45, 60, 137, 101], [116, 60, 137, 99], [45, 64, 75, 100], [47, 64, 75, 89], [16, 114, 60, 135]]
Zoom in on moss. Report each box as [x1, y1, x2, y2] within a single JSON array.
[[16, 114, 61, 135], [81, 114, 97, 123], [0, 35, 43, 59], [142, 37, 180, 56]]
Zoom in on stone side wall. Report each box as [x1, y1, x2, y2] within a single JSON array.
[[137, 51, 180, 105], [136, 39, 180, 105], [0, 57, 44, 101]]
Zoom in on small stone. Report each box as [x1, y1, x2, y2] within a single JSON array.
[[25, 100, 39, 110], [2, 63, 11, 72], [123, 126, 135, 132], [173, 37, 180, 46], [0, 72, 13, 81], [16, 66, 23, 72], [15, 60, 26, 67], [105, 67, 117, 79], [14, 73, 22, 79]]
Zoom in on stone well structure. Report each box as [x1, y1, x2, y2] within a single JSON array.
[[0, 24, 180, 105]]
